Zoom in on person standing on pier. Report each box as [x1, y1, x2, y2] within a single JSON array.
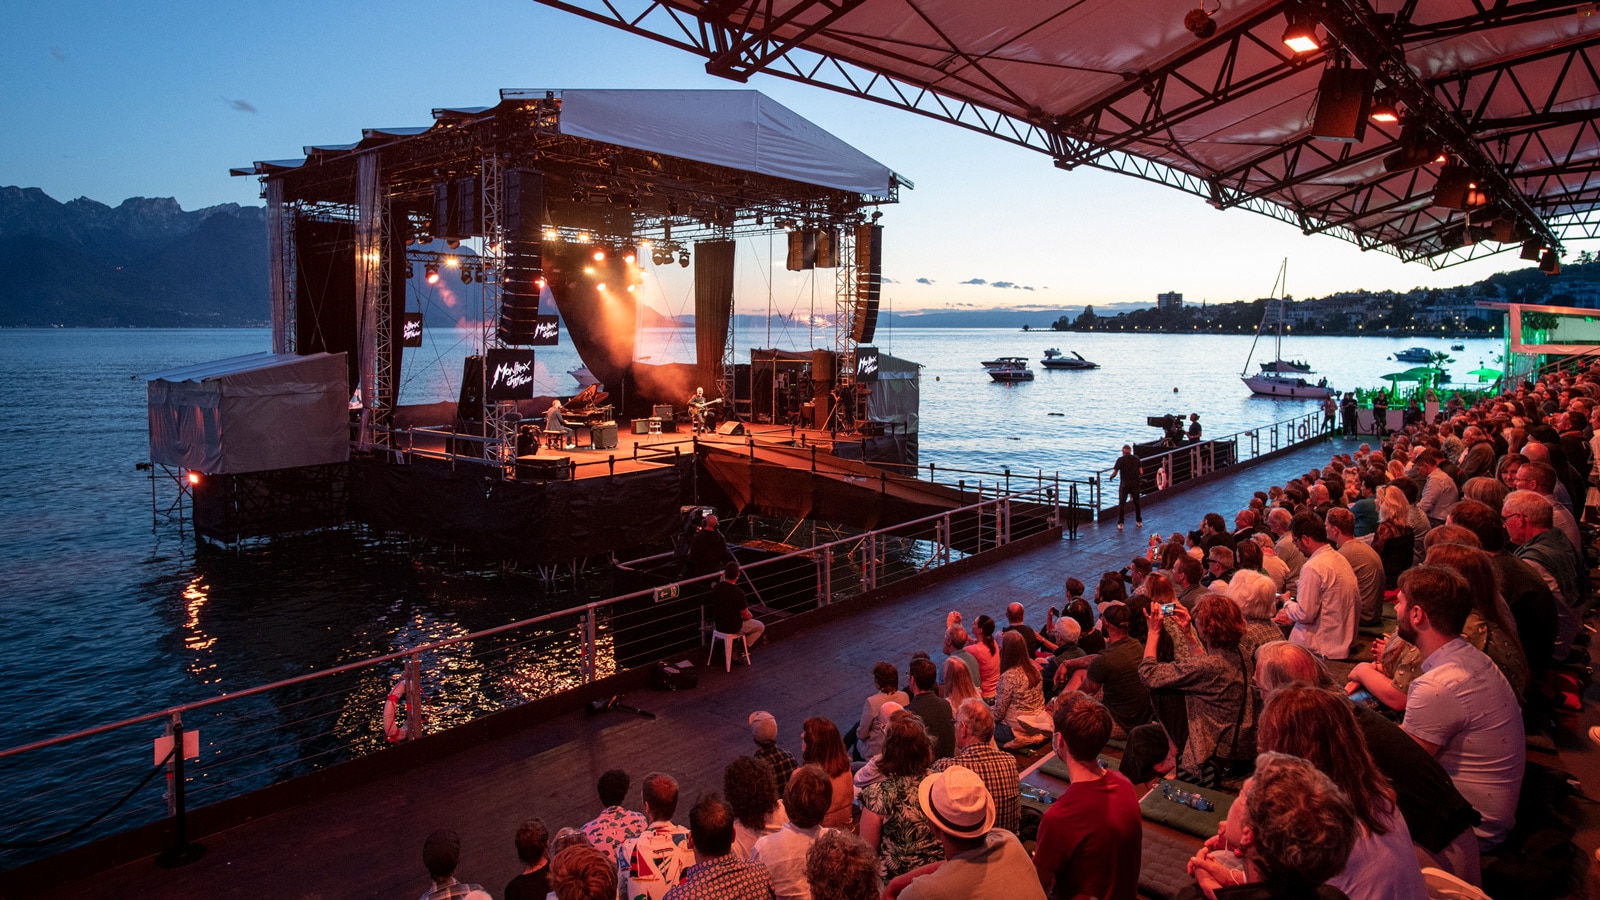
[[1110, 445, 1143, 529], [1341, 392, 1359, 437], [1187, 414, 1203, 442]]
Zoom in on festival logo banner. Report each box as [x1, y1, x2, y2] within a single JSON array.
[[855, 346, 879, 382], [526, 314, 560, 346], [402, 313, 424, 347], [485, 349, 537, 401]]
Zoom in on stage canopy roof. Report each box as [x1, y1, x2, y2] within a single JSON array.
[[532, 0, 1600, 269]]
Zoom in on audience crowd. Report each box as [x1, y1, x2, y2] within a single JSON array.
[[418, 367, 1600, 900]]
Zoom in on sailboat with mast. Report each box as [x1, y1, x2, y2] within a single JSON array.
[[1241, 259, 1334, 400]]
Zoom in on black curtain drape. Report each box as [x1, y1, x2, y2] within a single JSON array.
[[694, 240, 736, 394]]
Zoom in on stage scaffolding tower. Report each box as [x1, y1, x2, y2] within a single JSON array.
[[835, 226, 859, 426], [478, 153, 514, 466], [268, 187, 298, 355]]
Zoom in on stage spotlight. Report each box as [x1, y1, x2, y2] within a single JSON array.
[[1368, 88, 1399, 124], [592, 249, 606, 262], [425, 263, 440, 284], [461, 266, 474, 284], [666, 199, 680, 215], [187, 472, 201, 486], [416, 232, 431, 246], [1184, 7, 1217, 39], [443, 255, 460, 268], [408, 263, 416, 280], [627, 284, 636, 293], [678, 250, 690, 267], [446, 239, 461, 250], [572, 189, 585, 202], [1282, 8, 1319, 53], [596, 282, 607, 291], [623, 251, 636, 265]]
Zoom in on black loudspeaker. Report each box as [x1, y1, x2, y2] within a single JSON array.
[[591, 423, 618, 449], [457, 355, 484, 422], [450, 176, 479, 240], [816, 228, 838, 268], [1432, 165, 1474, 210], [852, 224, 883, 344], [433, 183, 453, 242], [786, 230, 818, 270], [717, 421, 745, 435], [1310, 67, 1374, 143], [501, 170, 546, 345]]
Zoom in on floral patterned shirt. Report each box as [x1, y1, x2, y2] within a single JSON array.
[[858, 774, 942, 880], [583, 805, 648, 862]]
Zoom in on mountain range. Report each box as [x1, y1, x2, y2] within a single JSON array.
[[0, 186, 268, 327]]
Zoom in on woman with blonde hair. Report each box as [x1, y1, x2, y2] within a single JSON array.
[[940, 656, 981, 716], [1371, 484, 1416, 587], [993, 630, 1050, 748]]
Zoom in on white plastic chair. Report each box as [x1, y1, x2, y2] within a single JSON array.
[[1421, 867, 1491, 900], [708, 628, 750, 672]]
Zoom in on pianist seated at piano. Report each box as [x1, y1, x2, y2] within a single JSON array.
[[544, 399, 574, 448]]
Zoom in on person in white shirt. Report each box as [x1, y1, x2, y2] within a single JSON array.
[[751, 766, 834, 900], [1274, 512, 1359, 660], [1412, 450, 1459, 526], [1395, 566, 1525, 850]]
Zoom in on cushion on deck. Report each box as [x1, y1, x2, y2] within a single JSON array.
[[1138, 778, 1235, 838], [1138, 826, 1201, 900]]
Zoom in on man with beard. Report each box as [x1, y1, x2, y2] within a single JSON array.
[[1395, 566, 1525, 851]]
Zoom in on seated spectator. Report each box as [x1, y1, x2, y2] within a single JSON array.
[[1445, 498, 1558, 684], [1344, 629, 1424, 715], [1040, 616, 1084, 697], [664, 793, 774, 900], [1064, 597, 1105, 654], [1257, 687, 1427, 900], [1252, 533, 1290, 592], [1202, 545, 1236, 588], [907, 656, 956, 760], [1227, 566, 1285, 669], [752, 766, 834, 900], [1253, 641, 1481, 883], [850, 661, 910, 761], [896, 766, 1044, 900], [852, 704, 905, 794], [1183, 753, 1358, 900], [421, 829, 491, 900], [619, 773, 696, 900], [1032, 693, 1142, 900], [933, 699, 1022, 836], [550, 844, 620, 900], [965, 615, 1002, 700], [806, 830, 881, 900], [800, 717, 855, 830], [993, 630, 1051, 749], [1130, 595, 1252, 783], [749, 711, 799, 788], [725, 755, 788, 859], [506, 818, 552, 900], [859, 712, 942, 880], [1371, 485, 1416, 589], [1424, 542, 1529, 703], [1002, 602, 1043, 656], [1395, 566, 1525, 851], [941, 656, 983, 717], [583, 769, 648, 862]]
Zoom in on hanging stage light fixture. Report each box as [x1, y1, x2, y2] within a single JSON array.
[[678, 249, 691, 268], [1184, 4, 1217, 39], [424, 263, 440, 285], [461, 265, 474, 284], [1367, 88, 1400, 124], [1282, 7, 1320, 54]]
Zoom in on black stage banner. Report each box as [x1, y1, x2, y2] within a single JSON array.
[[402, 312, 424, 347], [526, 314, 560, 346], [486, 348, 537, 400], [855, 346, 879, 382]]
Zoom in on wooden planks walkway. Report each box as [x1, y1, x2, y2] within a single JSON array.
[[48, 436, 1600, 900]]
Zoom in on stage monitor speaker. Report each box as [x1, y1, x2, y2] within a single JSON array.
[[591, 423, 618, 450], [457, 355, 484, 422], [1310, 67, 1373, 143], [852, 224, 883, 344], [717, 421, 745, 436]]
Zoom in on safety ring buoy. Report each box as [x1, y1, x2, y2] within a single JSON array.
[[1298, 422, 1308, 439], [382, 678, 409, 743], [1155, 468, 1169, 491]]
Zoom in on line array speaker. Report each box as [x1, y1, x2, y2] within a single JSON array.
[[1310, 67, 1373, 143], [852, 224, 883, 344], [501, 170, 547, 345]]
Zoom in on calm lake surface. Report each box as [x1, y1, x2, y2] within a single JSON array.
[[0, 326, 1498, 858]]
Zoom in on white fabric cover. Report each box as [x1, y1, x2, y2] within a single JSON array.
[[146, 352, 349, 474], [555, 89, 895, 198]]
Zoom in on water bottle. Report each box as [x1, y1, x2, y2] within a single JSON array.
[[1162, 782, 1214, 811]]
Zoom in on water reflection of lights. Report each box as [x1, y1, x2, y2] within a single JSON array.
[[182, 576, 219, 680]]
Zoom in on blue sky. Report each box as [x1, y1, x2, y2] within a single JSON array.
[[6, 0, 1590, 314]]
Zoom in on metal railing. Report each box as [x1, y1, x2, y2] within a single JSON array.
[[0, 483, 1064, 870], [1091, 411, 1329, 515]]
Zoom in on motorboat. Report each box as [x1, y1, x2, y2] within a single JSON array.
[[1450, 343, 1465, 351], [1392, 347, 1433, 363], [1240, 259, 1334, 400], [1040, 348, 1099, 370], [985, 357, 1034, 382]]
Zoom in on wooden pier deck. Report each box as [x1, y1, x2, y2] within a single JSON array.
[[46, 436, 1600, 900]]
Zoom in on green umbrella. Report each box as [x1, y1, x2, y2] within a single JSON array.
[[1468, 367, 1502, 380], [1380, 370, 1429, 382]]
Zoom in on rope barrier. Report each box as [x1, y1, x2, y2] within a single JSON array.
[[0, 748, 172, 850]]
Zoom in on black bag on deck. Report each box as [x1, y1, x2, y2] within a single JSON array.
[[651, 660, 698, 691]]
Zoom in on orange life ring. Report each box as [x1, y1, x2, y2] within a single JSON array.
[[382, 678, 410, 743], [1155, 468, 1169, 491]]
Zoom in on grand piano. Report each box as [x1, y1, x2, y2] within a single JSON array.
[[559, 384, 617, 450]]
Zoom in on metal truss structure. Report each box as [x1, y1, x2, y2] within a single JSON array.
[[530, 0, 1600, 269]]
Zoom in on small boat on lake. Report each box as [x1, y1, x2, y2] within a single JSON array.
[[1450, 343, 1465, 351], [1040, 348, 1099, 370], [1240, 259, 1334, 400], [985, 357, 1034, 382], [1392, 347, 1433, 363]]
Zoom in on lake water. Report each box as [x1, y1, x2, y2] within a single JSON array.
[[0, 326, 1498, 859]]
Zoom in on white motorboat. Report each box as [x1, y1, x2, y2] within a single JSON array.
[[1392, 347, 1433, 363], [1040, 348, 1099, 370], [1240, 260, 1334, 400], [985, 357, 1034, 382]]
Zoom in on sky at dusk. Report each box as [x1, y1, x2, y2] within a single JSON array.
[[7, 0, 1595, 315]]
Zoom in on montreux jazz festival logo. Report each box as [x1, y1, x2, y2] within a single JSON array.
[[857, 354, 878, 378], [403, 318, 423, 342], [532, 319, 559, 342], [492, 359, 534, 391]]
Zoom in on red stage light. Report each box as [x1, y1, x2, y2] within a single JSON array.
[[187, 472, 201, 485], [592, 249, 607, 262], [595, 282, 607, 292]]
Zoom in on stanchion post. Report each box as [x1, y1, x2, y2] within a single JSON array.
[[156, 712, 205, 867], [404, 654, 422, 740]]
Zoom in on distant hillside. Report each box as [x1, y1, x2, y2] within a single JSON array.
[[0, 187, 268, 326]]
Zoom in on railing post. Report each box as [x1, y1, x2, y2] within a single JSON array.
[[821, 546, 833, 606], [942, 513, 952, 564], [865, 534, 877, 591], [1001, 497, 1011, 544], [583, 607, 597, 683], [404, 653, 422, 741], [156, 712, 204, 867]]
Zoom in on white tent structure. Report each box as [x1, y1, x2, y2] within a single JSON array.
[[146, 352, 349, 475]]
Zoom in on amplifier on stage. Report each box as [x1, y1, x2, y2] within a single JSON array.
[[515, 455, 571, 481], [632, 418, 652, 435], [653, 404, 674, 421], [591, 423, 618, 450]]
